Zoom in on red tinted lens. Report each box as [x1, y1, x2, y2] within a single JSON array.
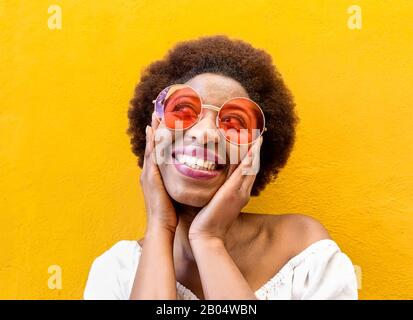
[[218, 98, 264, 144], [157, 85, 202, 130]]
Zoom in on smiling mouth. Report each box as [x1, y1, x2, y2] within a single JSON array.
[[172, 152, 226, 172]]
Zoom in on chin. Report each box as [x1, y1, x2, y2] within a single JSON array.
[[166, 185, 214, 208]]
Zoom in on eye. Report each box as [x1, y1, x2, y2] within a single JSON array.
[[170, 103, 198, 118], [174, 103, 196, 112], [168, 96, 199, 114], [220, 114, 248, 130]]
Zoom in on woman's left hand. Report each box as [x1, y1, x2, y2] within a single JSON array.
[[188, 137, 263, 242]]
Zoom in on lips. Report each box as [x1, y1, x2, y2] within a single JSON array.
[[172, 145, 226, 180]]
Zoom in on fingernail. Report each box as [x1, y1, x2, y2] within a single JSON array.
[[145, 125, 150, 135]]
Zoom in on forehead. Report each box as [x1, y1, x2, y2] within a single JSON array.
[[184, 73, 249, 105]]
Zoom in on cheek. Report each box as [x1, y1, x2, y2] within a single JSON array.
[[157, 163, 184, 200]]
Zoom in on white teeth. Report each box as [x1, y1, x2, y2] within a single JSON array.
[[176, 154, 184, 163], [175, 154, 217, 171]]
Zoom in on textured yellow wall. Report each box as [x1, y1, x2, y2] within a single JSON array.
[[1, 0, 412, 299]]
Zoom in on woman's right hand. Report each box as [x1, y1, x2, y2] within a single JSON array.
[[130, 113, 178, 300], [140, 112, 178, 233]]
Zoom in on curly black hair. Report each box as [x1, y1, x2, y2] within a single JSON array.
[[127, 34, 298, 196]]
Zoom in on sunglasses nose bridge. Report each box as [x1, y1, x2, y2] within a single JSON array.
[[202, 104, 221, 112], [200, 105, 221, 128], [184, 108, 222, 145], [197, 104, 221, 128]]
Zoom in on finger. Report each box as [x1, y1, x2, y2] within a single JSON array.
[[151, 111, 163, 152], [148, 125, 159, 166], [146, 111, 161, 153], [240, 168, 258, 194], [142, 125, 152, 168], [225, 154, 253, 191], [151, 111, 160, 130], [240, 137, 263, 192], [143, 124, 158, 169], [240, 137, 262, 174], [238, 135, 262, 167], [222, 137, 263, 191]]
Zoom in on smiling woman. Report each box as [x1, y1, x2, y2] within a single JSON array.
[[83, 34, 358, 300]]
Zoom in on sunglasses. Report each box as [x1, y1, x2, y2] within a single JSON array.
[[152, 84, 267, 145]]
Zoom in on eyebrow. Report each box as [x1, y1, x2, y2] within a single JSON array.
[[176, 94, 199, 99]]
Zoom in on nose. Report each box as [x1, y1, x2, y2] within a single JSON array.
[[184, 109, 221, 145]]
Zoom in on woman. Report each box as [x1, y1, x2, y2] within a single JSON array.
[[83, 35, 358, 300]]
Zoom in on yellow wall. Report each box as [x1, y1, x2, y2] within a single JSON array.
[[1, 0, 412, 299]]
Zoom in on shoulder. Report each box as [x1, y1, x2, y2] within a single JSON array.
[[273, 213, 331, 247], [244, 213, 358, 299], [83, 240, 140, 300], [91, 240, 139, 266], [241, 212, 332, 259]]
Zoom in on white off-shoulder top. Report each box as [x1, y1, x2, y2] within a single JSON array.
[[83, 239, 358, 300]]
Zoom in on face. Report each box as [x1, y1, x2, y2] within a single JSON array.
[[156, 73, 251, 207]]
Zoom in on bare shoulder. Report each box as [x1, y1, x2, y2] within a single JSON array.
[[275, 213, 331, 241], [240, 212, 332, 259]]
